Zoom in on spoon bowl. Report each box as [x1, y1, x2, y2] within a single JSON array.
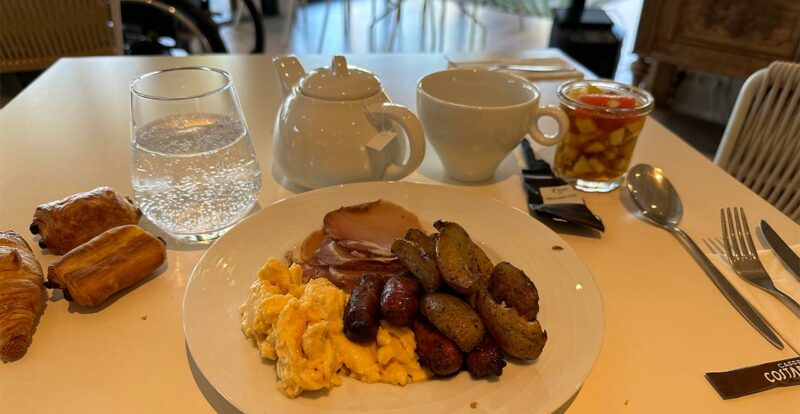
[[626, 164, 683, 229]]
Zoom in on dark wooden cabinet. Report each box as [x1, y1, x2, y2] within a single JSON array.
[[633, 0, 800, 103]]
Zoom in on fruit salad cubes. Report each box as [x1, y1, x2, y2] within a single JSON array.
[[554, 80, 654, 191]]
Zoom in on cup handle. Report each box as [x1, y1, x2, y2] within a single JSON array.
[[528, 105, 569, 146], [366, 103, 426, 181]]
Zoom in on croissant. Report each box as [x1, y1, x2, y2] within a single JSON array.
[[30, 186, 141, 254], [46, 225, 166, 307], [0, 231, 45, 362]]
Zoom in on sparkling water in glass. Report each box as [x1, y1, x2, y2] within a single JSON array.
[[130, 67, 262, 242]]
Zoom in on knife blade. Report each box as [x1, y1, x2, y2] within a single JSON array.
[[760, 220, 800, 283]]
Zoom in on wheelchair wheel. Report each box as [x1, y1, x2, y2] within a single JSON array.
[[239, 0, 264, 53], [122, 0, 227, 55]]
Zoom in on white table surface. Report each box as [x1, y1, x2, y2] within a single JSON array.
[[1, 51, 798, 413]]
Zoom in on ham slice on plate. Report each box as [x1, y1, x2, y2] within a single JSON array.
[[300, 229, 326, 263], [336, 239, 393, 257], [302, 264, 407, 292], [297, 199, 423, 292], [311, 237, 399, 268], [323, 200, 423, 251]]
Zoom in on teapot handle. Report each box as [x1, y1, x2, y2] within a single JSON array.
[[366, 103, 426, 181]]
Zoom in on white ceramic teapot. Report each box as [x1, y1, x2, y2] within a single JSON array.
[[272, 55, 426, 189]]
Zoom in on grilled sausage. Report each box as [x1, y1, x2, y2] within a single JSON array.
[[380, 274, 421, 327], [466, 334, 506, 378], [343, 273, 385, 343], [412, 318, 463, 376]]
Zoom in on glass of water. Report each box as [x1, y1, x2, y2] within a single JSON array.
[[130, 67, 262, 242]]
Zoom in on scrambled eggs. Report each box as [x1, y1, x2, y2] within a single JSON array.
[[240, 258, 428, 397]]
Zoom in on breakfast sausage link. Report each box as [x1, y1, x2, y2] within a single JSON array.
[[412, 318, 463, 376], [466, 334, 506, 378], [380, 274, 421, 327], [343, 273, 385, 343]]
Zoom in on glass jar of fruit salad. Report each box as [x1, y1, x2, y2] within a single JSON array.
[[554, 79, 655, 192]]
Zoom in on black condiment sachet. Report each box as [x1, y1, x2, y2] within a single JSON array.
[[705, 357, 800, 399], [520, 140, 604, 232]]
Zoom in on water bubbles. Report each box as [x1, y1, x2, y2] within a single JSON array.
[[132, 113, 262, 236]]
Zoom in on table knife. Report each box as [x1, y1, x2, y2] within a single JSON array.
[[761, 220, 800, 283]]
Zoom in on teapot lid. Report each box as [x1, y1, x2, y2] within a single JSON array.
[[299, 56, 381, 100]]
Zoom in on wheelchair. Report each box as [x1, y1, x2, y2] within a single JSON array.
[[121, 0, 264, 55]]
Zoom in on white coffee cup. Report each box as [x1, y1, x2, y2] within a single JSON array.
[[417, 69, 568, 182]]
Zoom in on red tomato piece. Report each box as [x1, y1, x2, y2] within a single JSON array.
[[577, 94, 637, 109]]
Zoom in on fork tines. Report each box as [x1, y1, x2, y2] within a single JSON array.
[[721, 207, 758, 263], [722, 207, 800, 318]]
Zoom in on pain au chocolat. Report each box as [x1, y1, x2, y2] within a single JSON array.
[[46, 225, 166, 307], [31, 187, 141, 255]]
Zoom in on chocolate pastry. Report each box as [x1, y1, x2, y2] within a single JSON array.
[[31, 187, 141, 254], [46, 225, 166, 307]]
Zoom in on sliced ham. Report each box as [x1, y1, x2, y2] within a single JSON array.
[[336, 239, 393, 257], [323, 200, 423, 251], [322, 267, 366, 292], [297, 200, 422, 292], [300, 229, 325, 263], [301, 264, 365, 292], [301, 264, 330, 284], [301, 263, 408, 292], [310, 237, 398, 267]]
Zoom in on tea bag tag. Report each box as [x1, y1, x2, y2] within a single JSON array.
[[366, 131, 397, 152], [539, 185, 584, 205]]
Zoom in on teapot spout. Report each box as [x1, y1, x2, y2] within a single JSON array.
[[273, 55, 306, 96]]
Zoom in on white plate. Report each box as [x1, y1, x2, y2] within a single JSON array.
[[184, 182, 604, 414]]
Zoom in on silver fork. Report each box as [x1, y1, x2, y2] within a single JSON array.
[[722, 207, 800, 318]]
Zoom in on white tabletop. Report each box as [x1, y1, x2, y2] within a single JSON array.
[[1, 51, 798, 413]]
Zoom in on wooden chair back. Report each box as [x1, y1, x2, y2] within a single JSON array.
[[715, 61, 800, 223]]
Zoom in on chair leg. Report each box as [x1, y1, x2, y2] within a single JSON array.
[[468, 0, 476, 51], [233, 0, 244, 27], [480, 1, 488, 50], [457, 0, 485, 52], [427, 0, 436, 51], [281, 0, 298, 46], [302, 0, 309, 29], [419, 0, 437, 51], [369, 0, 376, 51], [318, 0, 332, 52], [439, 0, 446, 52], [370, 0, 400, 52], [387, 0, 402, 51], [343, 0, 350, 40], [420, 0, 428, 50]]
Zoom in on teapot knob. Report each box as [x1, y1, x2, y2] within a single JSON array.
[[332, 56, 349, 77]]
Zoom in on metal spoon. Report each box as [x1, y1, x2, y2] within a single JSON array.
[[625, 164, 783, 349]]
